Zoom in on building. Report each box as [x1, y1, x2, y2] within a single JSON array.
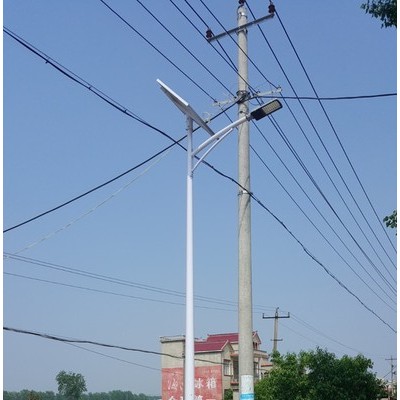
[[160, 332, 271, 400]]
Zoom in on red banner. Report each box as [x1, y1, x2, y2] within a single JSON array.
[[162, 366, 222, 400]]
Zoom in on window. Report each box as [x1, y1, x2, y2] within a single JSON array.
[[254, 361, 260, 379], [224, 359, 232, 376], [233, 359, 239, 382]]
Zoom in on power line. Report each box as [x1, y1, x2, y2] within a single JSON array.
[[13, 150, 172, 254], [251, 142, 396, 310], [97, 0, 216, 103], [245, 3, 396, 285], [289, 314, 388, 358], [4, 26, 396, 333], [198, 0, 278, 93], [2, 26, 234, 233], [66, 342, 161, 372], [260, 115, 396, 297], [248, 189, 397, 334], [252, 112, 396, 297], [168, 0, 239, 79], [3, 253, 239, 309], [5, 254, 394, 357], [5, 252, 395, 351], [4, 271, 236, 312], [133, 0, 234, 97], [274, 7, 396, 258], [4, 326, 181, 359], [3, 139, 181, 233], [5, 273, 393, 372], [255, 93, 396, 101], [170, 1, 394, 324], [3, 327, 226, 367]]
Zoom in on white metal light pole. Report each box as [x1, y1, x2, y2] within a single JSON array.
[[157, 79, 282, 400]]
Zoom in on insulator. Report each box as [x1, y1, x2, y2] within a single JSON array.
[[268, 3, 276, 14], [206, 29, 213, 39]]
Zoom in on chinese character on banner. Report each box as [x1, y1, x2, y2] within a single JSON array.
[[194, 378, 204, 389], [162, 369, 183, 400], [206, 376, 217, 390], [162, 366, 221, 400], [195, 366, 221, 398]]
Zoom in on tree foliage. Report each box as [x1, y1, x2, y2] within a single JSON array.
[[56, 371, 87, 400], [361, 0, 397, 27], [384, 210, 397, 230], [223, 389, 233, 400], [255, 348, 384, 400], [4, 391, 160, 400]]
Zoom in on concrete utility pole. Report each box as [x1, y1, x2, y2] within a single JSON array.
[[206, 3, 275, 399], [262, 308, 290, 353], [236, 3, 254, 399], [385, 356, 397, 400]]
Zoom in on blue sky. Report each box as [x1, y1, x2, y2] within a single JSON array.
[[3, 0, 397, 395]]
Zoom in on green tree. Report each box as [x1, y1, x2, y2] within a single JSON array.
[[361, 0, 397, 27], [27, 392, 41, 400], [255, 348, 383, 400], [384, 210, 397, 230], [223, 389, 233, 400], [56, 371, 87, 400]]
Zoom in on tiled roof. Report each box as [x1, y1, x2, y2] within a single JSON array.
[[195, 340, 229, 353], [206, 333, 239, 344], [191, 332, 263, 354], [206, 332, 260, 344]]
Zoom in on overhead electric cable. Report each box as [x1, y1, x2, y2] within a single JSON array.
[[255, 93, 396, 101], [5, 271, 389, 360], [4, 272, 189, 308], [5, 251, 396, 335], [251, 142, 396, 309], [4, 27, 395, 332], [5, 254, 392, 355], [168, 0, 239, 75], [246, 3, 396, 279], [3, 327, 231, 367], [263, 115, 396, 296], [246, 4, 396, 282], [3, 26, 236, 233], [3, 138, 182, 233], [13, 150, 172, 254], [3, 253, 239, 309], [290, 313, 388, 357], [249, 2, 396, 274], [3, 28, 177, 143], [274, 8, 397, 257], [133, 0, 234, 96], [197, 0, 279, 93], [165, 1, 391, 295], [247, 188, 397, 333], [4, 326, 181, 359], [97, 0, 217, 102], [66, 342, 161, 372]]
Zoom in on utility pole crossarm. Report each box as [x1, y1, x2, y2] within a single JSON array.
[[206, 13, 274, 42], [201, 3, 282, 400], [263, 308, 290, 353], [262, 310, 290, 320]]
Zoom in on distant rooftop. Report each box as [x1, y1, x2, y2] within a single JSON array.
[[161, 331, 262, 352]]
